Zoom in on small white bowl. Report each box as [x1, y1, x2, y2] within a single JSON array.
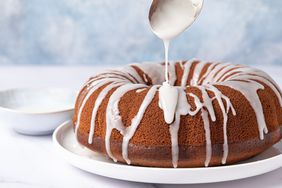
[[0, 88, 76, 135]]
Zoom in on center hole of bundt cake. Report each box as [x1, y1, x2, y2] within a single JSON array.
[[132, 62, 209, 87]]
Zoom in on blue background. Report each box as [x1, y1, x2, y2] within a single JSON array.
[[0, 0, 281, 65]]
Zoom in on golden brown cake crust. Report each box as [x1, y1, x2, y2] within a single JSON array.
[[73, 61, 282, 168]]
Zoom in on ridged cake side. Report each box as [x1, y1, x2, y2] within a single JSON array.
[[73, 60, 282, 167]]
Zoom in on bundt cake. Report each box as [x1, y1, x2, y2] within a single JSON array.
[[73, 60, 282, 168]]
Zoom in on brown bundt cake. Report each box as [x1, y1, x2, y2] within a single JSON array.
[[73, 60, 282, 168]]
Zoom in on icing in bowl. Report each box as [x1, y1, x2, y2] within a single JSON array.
[[0, 88, 76, 135]]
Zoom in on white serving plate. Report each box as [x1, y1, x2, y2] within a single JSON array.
[[0, 88, 76, 135], [53, 121, 282, 184]]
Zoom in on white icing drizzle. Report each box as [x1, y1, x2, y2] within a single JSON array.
[[105, 84, 147, 161], [169, 87, 191, 167], [108, 71, 137, 83], [88, 82, 123, 144], [202, 63, 231, 85], [110, 70, 138, 83], [159, 82, 179, 124], [160, 83, 237, 167], [256, 74, 282, 99], [169, 112, 181, 168], [75, 79, 123, 138], [179, 61, 184, 69], [85, 70, 138, 86], [190, 61, 206, 86], [218, 66, 250, 82], [143, 74, 149, 83], [229, 73, 282, 106], [181, 60, 193, 87], [206, 85, 236, 164], [187, 93, 203, 115], [212, 63, 234, 82], [198, 86, 216, 122], [198, 63, 218, 84], [75, 61, 282, 168], [259, 74, 282, 99], [185, 84, 236, 166], [122, 86, 159, 164], [201, 108, 212, 167], [220, 80, 268, 140], [164, 40, 170, 83], [197, 86, 215, 166], [123, 66, 145, 84], [218, 66, 282, 105], [169, 62, 177, 85], [134, 63, 165, 84], [136, 88, 147, 93]]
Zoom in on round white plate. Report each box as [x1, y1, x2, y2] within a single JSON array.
[[53, 121, 282, 184]]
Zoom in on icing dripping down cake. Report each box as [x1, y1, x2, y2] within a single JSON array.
[[73, 60, 282, 168]]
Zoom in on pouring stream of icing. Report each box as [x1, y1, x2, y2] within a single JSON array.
[[149, 0, 204, 124]]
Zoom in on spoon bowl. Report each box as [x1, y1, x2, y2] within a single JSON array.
[[149, 0, 204, 40]]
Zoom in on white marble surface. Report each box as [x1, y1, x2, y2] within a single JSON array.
[[0, 65, 281, 188]]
